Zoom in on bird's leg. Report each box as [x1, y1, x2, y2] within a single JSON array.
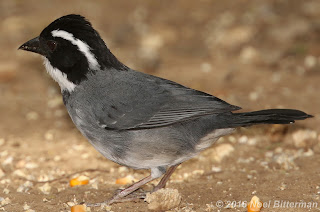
[[110, 175, 154, 203], [110, 164, 179, 203], [86, 167, 166, 206], [153, 164, 179, 192], [109, 164, 180, 204], [86, 175, 153, 206]]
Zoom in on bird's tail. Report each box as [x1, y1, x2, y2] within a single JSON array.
[[219, 109, 312, 128]]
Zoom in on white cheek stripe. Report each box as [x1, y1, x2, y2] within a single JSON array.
[[51, 29, 100, 71], [43, 57, 76, 92]]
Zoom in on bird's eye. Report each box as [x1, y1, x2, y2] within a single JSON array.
[[47, 40, 57, 51]]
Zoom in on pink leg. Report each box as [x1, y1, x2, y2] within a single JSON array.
[[153, 164, 179, 192], [86, 174, 155, 206], [110, 175, 154, 203]]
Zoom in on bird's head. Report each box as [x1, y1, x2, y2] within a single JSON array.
[[19, 14, 125, 92]]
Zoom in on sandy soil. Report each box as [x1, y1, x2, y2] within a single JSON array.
[[0, 0, 319, 211]]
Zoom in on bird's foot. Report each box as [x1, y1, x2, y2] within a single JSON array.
[[85, 189, 148, 207], [114, 187, 146, 195]]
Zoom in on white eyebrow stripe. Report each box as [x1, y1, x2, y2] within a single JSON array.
[[51, 30, 100, 71]]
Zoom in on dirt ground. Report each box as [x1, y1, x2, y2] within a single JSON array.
[[0, 0, 319, 211]]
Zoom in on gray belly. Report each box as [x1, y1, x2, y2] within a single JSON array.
[[68, 107, 235, 170]]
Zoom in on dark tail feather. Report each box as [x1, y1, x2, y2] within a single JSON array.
[[223, 109, 313, 128]]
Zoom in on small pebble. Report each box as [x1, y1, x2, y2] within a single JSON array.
[[81, 153, 90, 159], [26, 111, 39, 121], [0, 179, 11, 185], [228, 136, 236, 143], [303, 149, 314, 157], [183, 173, 189, 179], [53, 155, 61, 161], [38, 183, 51, 194], [47, 96, 63, 108], [67, 201, 76, 207], [3, 156, 13, 166], [279, 183, 287, 190], [291, 129, 317, 148], [16, 160, 26, 168], [17, 181, 33, 193], [90, 179, 99, 189], [211, 166, 222, 173], [304, 55, 317, 68], [72, 144, 85, 151], [0, 150, 8, 158], [248, 138, 258, 146], [44, 132, 54, 141], [192, 170, 204, 175], [25, 162, 39, 169], [118, 167, 129, 173], [13, 169, 27, 178], [3, 188, 9, 194], [23, 203, 31, 210], [103, 205, 112, 211], [200, 63, 212, 73], [238, 135, 248, 144], [0, 197, 11, 206], [249, 91, 259, 101], [37, 174, 50, 182], [211, 143, 235, 162], [240, 46, 259, 64]]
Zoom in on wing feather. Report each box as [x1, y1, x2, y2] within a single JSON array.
[[90, 70, 241, 130]]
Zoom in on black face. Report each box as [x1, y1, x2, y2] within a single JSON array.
[[19, 14, 126, 85]]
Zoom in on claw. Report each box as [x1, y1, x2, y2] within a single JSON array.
[[85, 192, 147, 207]]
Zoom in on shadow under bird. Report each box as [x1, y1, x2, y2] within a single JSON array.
[[19, 14, 312, 205]]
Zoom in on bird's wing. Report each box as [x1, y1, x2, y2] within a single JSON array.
[[92, 71, 240, 130]]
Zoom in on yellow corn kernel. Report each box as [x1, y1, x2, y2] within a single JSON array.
[[115, 175, 135, 185], [247, 196, 263, 212], [69, 176, 89, 187], [71, 205, 86, 212]]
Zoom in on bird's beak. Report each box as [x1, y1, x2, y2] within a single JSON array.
[[18, 36, 45, 56]]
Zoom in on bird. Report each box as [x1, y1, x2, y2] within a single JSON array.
[[19, 14, 312, 205]]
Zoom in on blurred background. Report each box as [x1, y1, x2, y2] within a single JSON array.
[[0, 0, 319, 211]]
